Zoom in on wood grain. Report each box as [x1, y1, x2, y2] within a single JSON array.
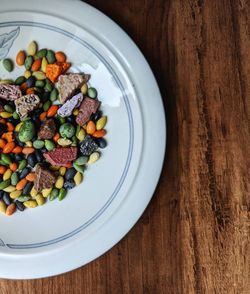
[[0, 0, 249, 293]]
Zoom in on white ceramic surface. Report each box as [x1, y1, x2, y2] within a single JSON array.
[[0, 0, 166, 279]]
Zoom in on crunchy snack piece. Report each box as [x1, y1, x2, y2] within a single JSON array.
[[57, 73, 89, 103], [14, 94, 40, 120], [38, 118, 56, 140], [57, 92, 83, 117], [34, 164, 56, 192], [76, 97, 100, 126], [0, 84, 22, 101], [43, 147, 78, 166]]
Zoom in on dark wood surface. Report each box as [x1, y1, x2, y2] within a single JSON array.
[[1, 0, 249, 293]]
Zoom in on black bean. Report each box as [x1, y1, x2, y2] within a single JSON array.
[[0, 123, 7, 136], [15, 200, 25, 211], [42, 91, 50, 102], [0, 175, 3, 182], [27, 154, 37, 167], [3, 192, 11, 206], [96, 138, 107, 149], [35, 150, 44, 163], [22, 182, 33, 195], [67, 115, 75, 124], [91, 110, 102, 122], [26, 76, 36, 88], [19, 167, 31, 179], [65, 167, 77, 181], [0, 190, 3, 200], [64, 179, 75, 190], [14, 154, 24, 161]]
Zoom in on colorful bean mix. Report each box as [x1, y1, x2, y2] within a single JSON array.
[[0, 40, 108, 216]]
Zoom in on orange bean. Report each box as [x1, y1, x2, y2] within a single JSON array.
[[22, 147, 35, 155], [2, 132, 14, 143], [26, 88, 35, 95], [39, 111, 47, 121], [86, 121, 96, 135], [16, 50, 26, 66], [55, 52, 66, 63], [0, 138, 6, 149], [6, 203, 16, 216], [9, 162, 18, 172], [31, 58, 42, 71], [47, 105, 59, 117], [92, 129, 107, 138], [26, 172, 36, 182], [0, 118, 6, 124], [20, 82, 28, 91], [2, 142, 15, 153], [6, 122, 14, 132], [12, 146, 23, 154], [0, 166, 7, 174], [16, 178, 28, 191], [53, 132, 60, 142], [64, 162, 72, 168]]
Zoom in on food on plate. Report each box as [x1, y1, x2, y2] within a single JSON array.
[[0, 40, 108, 216]]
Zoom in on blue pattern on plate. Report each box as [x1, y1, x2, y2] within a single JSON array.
[[0, 27, 19, 60]]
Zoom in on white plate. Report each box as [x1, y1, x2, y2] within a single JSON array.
[[0, 0, 166, 279]]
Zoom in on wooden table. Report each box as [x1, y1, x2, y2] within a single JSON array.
[[1, 1, 249, 293]]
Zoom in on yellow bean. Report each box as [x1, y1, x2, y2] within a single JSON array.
[[24, 200, 38, 208], [73, 109, 79, 116], [77, 128, 86, 141], [3, 169, 12, 181], [59, 166, 66, 176], [27, 41, 37, 56], [41, 57, 48, 73], [0, 200, 6, 213], [10, 190, 22, 199], [3, 185, 16, 192], [42, 187, 52, 197], [50, 165, 60, 171], [96, 116, 107, 130], [30, 186, 38, 197], [15, 122, 23, 132], [24, 70, 32, 79], [0, 80, 13, 84], [74, 172, 83, 186], [55, 176, 64, 189], [36, 194, 46, 206], [25, 141, 33, 147], [81, 83, 88, 95], [0, 112, 12, 118], [88, 152, 100, 164]]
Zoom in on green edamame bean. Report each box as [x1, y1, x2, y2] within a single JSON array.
[[15, 76, 26, 85], [0, 159, 7, 166], [44, 79, 53, 92], [35, 80, 45, 88], [45, 140, 55, 151], [4, 104, 14, 113], [50, 88, 58, 102], [24, 56, 33, 70], [46, 50, 56, 64], [33, 140, 45, 149], [0, 180, 11, 190], [57, 115, 66, 124], [74, 156, 88, 166], [17, 195, 31, 202], [1, 154, 12, 165], [43, 100, 51, 112], [13, 111, 19, 119], [3, 58, 14, 72], [87, 87, 97, 99], [58, 188, 67, 201], [18, 159, 27, 170], [73, 162, 85, 174], [36, 48, 47, 58], [49, 188, 59, 201], [11, 172, 19, 186]]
